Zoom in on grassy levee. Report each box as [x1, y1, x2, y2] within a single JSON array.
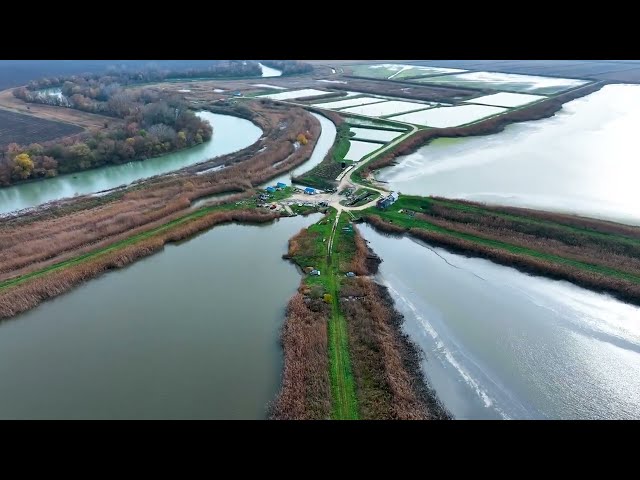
[[274, 209, 359, 419], [270, 210, 450, 420], [364, 195, 640, 305], [327, 242, 359, 419], [332, 212, 449, 419]]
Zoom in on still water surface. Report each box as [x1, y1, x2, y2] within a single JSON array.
[[0, 215, 319, 419], [379, 84, 640, 225], [361, 224, 640, 419]]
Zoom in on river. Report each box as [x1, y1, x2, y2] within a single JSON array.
[[266, 112, 337, 187], [377, 84, 640, 225], [0, 112, 262, 215], [360, 224, 640, 419], [0, 214, 320, 419]]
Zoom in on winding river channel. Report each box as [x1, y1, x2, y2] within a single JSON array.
[[268, 112, 337, 187], [0, 112, 262, 215]]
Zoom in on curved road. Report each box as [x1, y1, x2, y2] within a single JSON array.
[[330, 123, 418, 214]]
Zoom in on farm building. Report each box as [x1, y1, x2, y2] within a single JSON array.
[[265, 186, 276, 193], [304, 187, 316, 195], [276, 182, 287, 189], [376, 192, 399, 209]]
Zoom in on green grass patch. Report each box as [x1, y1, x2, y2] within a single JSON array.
[[326, 214, 359, 419], [333, 123, 354, 163], [260, 186, 295, 202], [293, 124, 354, 188], [289, 210, 359, 419]]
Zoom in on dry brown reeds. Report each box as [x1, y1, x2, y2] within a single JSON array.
[[269, 293, 331, 420], [340, 277, 449, 419]]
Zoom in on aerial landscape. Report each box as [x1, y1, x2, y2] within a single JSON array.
[[1, 59, 640, 420]]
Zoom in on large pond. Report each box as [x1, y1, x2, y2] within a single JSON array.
[[378, 84, 640, 225], [0, 112, 262, 215], [0, 214, 320, 419], [361, 224, 640, 420]]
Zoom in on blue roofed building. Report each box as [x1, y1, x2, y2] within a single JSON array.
[[276, 182, 287, 189], [266, 186, 276, 193], [304, 187, 316, 195]]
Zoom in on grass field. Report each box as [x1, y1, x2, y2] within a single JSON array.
[[0, 89, 123, 130], [327, 212, 359, 419], [0, 109, 83, 147], [284, 210, 359, 419]]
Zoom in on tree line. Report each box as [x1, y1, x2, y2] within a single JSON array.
[[2, 83, 212, 185], [14, 61, 267, 96]]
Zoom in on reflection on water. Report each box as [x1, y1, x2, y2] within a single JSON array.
[[0, 215, 320, 419], [361, 224, 640, 419], [379, 84, 640, 225]]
